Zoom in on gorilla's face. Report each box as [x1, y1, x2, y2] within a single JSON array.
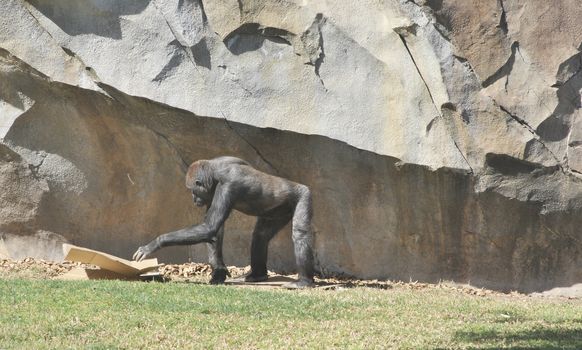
[[186, 161, 214, 207], [192, 180, 211, 207]]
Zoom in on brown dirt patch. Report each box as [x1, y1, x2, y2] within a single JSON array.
[[2, 257, 577, 299]]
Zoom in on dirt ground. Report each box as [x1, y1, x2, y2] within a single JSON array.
[[1, 257, 579, 299]]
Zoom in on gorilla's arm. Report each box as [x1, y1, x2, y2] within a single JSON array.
[[133, 183, 234, 261]]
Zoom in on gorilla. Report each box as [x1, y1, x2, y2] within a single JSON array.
[[133, 156, 315, 288]]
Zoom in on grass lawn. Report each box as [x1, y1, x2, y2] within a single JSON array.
[[0, 278, 581, 349]]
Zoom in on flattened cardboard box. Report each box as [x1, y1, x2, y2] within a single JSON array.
[[59, 244, 160, 280]]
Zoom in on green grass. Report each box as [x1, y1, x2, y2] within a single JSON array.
[[0, 279, 580, 349]]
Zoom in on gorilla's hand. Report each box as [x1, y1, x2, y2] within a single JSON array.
[[133, 244, 154, 261]]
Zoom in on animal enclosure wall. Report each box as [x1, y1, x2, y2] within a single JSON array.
[[1, 0, 581, 292]]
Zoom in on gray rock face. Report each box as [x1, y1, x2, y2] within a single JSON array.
[[0, 0, 581, 292]]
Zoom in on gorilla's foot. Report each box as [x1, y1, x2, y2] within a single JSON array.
[[209, 268, 229, 284], [282, 279, 315, 289], [244, 273, 269, 283]]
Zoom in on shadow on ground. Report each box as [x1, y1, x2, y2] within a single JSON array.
[[453, 324, 582, 350]]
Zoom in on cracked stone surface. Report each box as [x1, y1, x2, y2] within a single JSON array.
[[0, 0, 581, 292]]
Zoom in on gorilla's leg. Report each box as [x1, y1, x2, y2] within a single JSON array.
[[207, 224, 229, 284], [285, 186, 315, 289], [245, 216, 290, 282]]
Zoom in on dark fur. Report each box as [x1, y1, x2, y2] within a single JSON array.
[[134, 156, 315, 288]]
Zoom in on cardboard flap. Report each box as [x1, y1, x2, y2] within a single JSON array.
[[55, 267, 141, 281], [63, 244, 159, 276]]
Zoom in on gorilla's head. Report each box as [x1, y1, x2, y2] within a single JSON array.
[[185, 160, 214, 207]]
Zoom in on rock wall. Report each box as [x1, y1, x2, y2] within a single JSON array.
[[0, 0, 581, 292]]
